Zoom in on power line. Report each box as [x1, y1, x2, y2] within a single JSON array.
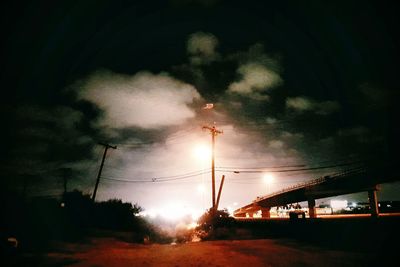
[[155, 169, 210, 180], [216, 164, 306, 170], [226, 179, 308, 185], [93, 158, 373, 185], [98, 160, 365, 184], [215, 160, 365, 173], [101, 168, 211, 182], [103, 168, 211, 180], [102, 170, 211, 183]]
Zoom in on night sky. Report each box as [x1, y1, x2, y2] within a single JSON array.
[[2, 0, 399, 217]]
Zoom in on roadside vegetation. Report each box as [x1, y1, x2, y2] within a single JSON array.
[[0, 190, 173, 254]]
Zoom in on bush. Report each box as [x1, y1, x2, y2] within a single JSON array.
[[196, 208, 235, 240], [0, 189, 172, 249]]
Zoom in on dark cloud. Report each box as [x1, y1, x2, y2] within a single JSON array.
[[187, 32, 220, 65]]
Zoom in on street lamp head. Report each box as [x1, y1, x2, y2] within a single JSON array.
[[193, 144, 211, 160], [263, 173, 274, 184]]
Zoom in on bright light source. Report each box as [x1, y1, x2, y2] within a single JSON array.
[[190, 210, 203, 221], [197, 184, 206, 194], [227, 206, 233, 215], [331, 200, 348, 210], [263, 173, 274, 184], [186, 222, 198, 230], [161, 203, 186, 221], [148, 203, 203, 222], [193, 144, 211, 160], [140, 209, 157, 219]]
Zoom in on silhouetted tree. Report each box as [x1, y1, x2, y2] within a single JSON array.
[[93, 199, 142, 230]]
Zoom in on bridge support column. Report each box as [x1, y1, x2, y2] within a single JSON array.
[[368, 189, 379, 217], [308, 199, 316, 218], [261, 207, 271, 218]]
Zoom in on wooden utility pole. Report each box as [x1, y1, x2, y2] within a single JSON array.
[[92, 143, 117, 201], [202, 125, 223, 210], [60, 168, 72, 195], [215, 175, 225, 210]]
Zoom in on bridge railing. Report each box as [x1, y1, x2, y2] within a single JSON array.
[[254, 166, 367, 203]]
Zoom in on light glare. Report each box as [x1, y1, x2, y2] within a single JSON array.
[[197, 184, 206, 194], [263, 174, 274, 184], [193, 144, 211, 160]]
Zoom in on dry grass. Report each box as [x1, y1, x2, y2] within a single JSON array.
[[31, 237, 389, 267]]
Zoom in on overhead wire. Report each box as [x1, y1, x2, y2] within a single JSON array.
[[98, 160, 366, 185], [215, 160, 365, 174], [216, 163, 307, 170], [102, 169, 211, 183]]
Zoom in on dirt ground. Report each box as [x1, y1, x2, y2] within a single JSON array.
[[17, 237, 394, 267]]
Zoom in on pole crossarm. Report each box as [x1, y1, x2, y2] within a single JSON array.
[[98, 142, 117, 150], [202, 125, 223, 136]]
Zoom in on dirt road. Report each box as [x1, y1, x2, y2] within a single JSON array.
[[30, 238, 391, 267]]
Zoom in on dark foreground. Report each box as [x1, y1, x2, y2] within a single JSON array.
[[4, 238, 395, 267], [2, 216, 399, 267], [234, 215, 400, 253]]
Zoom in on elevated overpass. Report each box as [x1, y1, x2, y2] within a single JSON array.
[[234, 162, 399, 219]]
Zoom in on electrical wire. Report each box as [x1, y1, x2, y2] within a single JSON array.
[[216, 164, 307, 170], [215, 161, 365, 173], [102, 170, 211, 183], [99, 162, 365, 185]]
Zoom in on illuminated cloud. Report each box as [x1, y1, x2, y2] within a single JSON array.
[[265, 117, 277, 124], [77, 70, 201, 129], [228, 63, 281, 98], [281, 131, 304, 140], [286, 97, 314, 111], [187, 32, 220, 65], [227, 44, 282, 98], [268, 140, 284, 149], [286, 96, 340, 115]]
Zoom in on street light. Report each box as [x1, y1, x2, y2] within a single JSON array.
[[197, 184, 206, 194], [193, 144, 211, 161], [263, 173, 274, 194]]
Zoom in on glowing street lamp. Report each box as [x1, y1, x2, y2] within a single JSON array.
[[193, 144, 211, 161], [197, 184, 206, 194], [263, 173, 274, 194]]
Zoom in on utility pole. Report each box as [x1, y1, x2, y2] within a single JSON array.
[[60, 168, 72, 195], [92, 143, 117, 201], [202, 125, 223, 210], [215, 175, 225, 210]]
